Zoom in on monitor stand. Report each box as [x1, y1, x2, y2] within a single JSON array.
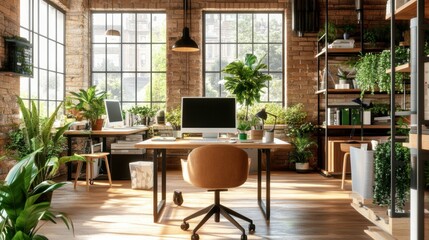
[[202, 132, 218, 139]]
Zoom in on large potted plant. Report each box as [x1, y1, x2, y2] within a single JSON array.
[[0, 150, 76, 239], [16, 97, 82, 190], [69, 86, 107, 130], [288, 123, 317, 172], [222, 53, 272, 120], [127, 105, 156, 126]]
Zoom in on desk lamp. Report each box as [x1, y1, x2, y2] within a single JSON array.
[[255, 108, 277, 132]]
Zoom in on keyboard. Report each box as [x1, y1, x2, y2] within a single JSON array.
[[151, 137, 177, 142]]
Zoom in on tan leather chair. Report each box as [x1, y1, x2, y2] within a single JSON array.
[[180, 145, 255, 240]]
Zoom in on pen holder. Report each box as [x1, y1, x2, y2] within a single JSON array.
[[263, 131, 274, 143]]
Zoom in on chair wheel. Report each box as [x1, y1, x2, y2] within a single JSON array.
[[191, 233, 199, 240], [241, 234, 247, 240], [181, 222, 189, 231], [249, 223, 256, 233]]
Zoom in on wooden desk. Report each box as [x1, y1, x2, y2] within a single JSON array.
[[64, 127, 148, 180], [135, 138, 291, 223]]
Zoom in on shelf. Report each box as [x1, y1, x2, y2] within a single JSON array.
[[315, 48, 362, 58], [315, 89, 361, 94], [0, 71, 32, 77], [386, 0, 429, 20], [321, 125, 392, 130], [385, 63, 410, 73]]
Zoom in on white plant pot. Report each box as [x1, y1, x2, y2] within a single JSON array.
[[295, 162, 310, 172]]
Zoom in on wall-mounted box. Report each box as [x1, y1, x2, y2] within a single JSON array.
[[1, 37, 33, 77]]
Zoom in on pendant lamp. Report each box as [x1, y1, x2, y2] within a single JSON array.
[[105, 0, 120, 37], [172, 0, 199, 52]]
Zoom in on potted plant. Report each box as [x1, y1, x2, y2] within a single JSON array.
[[166, 106, 182, 138], [69, 86, 108, 130], [0, 150, 76, 239], [16, 97, 83, 190], [284, 103, 307, 139], [127, 105, 156, 126], [222, 53, 272, 120], [237, 120, 251, 140], [318, 22, 338, 43], [373, 141, 410, 211], [289, 122, 317, 172], [341, 23, 355, 40]]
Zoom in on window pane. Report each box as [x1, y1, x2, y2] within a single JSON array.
[[137, 44, 151, 71], [205, 73, 221, 97], [254, 44, 269, 63], [221, 44, 236, 69], [20, 0, 30, 29], [49, 5, 56, 40], [39, 0, 48, 37], [39, 69, 48, 100], [33, 35, 39, 68], [238, 44, 252, 59], [48, 72, 56, 100], [205, 14, 220, 43], [48, 40, 56, 71], [122, 44, 136, 71], [107, 73, 121, 99], [254, 14, 268, 42], [123, 73, 136, 101], [269, 14, 283, 43], [238, 14, 252, 43], [57, 74, 64, 101], [137, 14, 151, 42], [152, 73, 166, 101], [39, 36, 48, 69], [93, 14, 107, 43], [31, 69, 38, 99], [205, 44, 220, 71], [152, 14, 166, 43], [270, 73, 283, 102], [57, 12, 64, 44], [93, 44, 106, 71], [269, 44, 283, 71], [122, 13, 136, 43], [221, 14, 236, 43], [137, 73, 150, 101], [152, 44, 166, 71], [92, 73, 106, 89], [106, 44, 121, 71], [20, 28, 30, 41], [20, 77, 30, 99]]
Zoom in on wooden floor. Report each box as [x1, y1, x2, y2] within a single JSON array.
[[39, 171, 375, 240]]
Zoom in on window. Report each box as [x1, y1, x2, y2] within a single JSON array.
[[20, 0, 65, 117], [91, 12, 167, 111], [203, 12, 284, 104]]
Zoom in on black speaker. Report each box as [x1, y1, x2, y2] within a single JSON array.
[[292, 0, 319, 37]]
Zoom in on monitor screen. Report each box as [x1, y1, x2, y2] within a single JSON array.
[[104, 99, 124, 128], [181, 97, 237, 138]]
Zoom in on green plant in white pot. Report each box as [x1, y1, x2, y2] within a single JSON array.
[[222, 53, 272, 120], [289, 123, 317, 172]]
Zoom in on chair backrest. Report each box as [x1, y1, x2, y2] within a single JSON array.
[[183, 145, 249, 189], [91, 142, 103, 153]]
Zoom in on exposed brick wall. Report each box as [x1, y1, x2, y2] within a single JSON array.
[[0, 0, 20, 178]]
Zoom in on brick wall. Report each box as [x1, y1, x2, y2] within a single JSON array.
[[0, 0, 20, 178]]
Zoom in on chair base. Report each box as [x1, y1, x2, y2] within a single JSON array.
[[181, 190, 254, 239]]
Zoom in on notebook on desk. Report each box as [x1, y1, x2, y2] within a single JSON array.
[[151, 137, 177, 142]]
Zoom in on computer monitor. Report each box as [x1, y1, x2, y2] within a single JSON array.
[[104, 99, 125, 128], [181, 97, 237, 138]]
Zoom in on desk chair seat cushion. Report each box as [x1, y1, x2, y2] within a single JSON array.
[[181, 145, 249, 189]]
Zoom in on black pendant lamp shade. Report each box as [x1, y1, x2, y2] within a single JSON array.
[[172, 0, 199, 52]]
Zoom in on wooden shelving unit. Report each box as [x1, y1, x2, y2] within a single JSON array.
[[315, 47, 362, 58]]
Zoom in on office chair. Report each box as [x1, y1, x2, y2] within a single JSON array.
[[180, 145, 255, 240]]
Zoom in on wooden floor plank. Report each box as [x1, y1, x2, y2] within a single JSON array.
[[39, 171, 376, 239]]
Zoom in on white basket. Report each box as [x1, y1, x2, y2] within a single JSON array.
[[129, 161, 153, 190]]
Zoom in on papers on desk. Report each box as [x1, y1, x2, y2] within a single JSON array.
[[151, 137, 177, 142]]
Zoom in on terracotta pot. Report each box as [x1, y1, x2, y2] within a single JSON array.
[[92, 119, 104, 130], [249, 129, 263, 140]]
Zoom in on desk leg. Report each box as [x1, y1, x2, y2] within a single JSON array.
[[257, 149, 270, 221], [67, 136, 72, 181], [153, 149, 167, 222]]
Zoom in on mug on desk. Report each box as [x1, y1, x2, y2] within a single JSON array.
[[262, 131, 274, 143]]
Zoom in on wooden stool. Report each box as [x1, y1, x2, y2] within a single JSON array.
[[74, 152, 112, 191], [340, 142, 363, 190]]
